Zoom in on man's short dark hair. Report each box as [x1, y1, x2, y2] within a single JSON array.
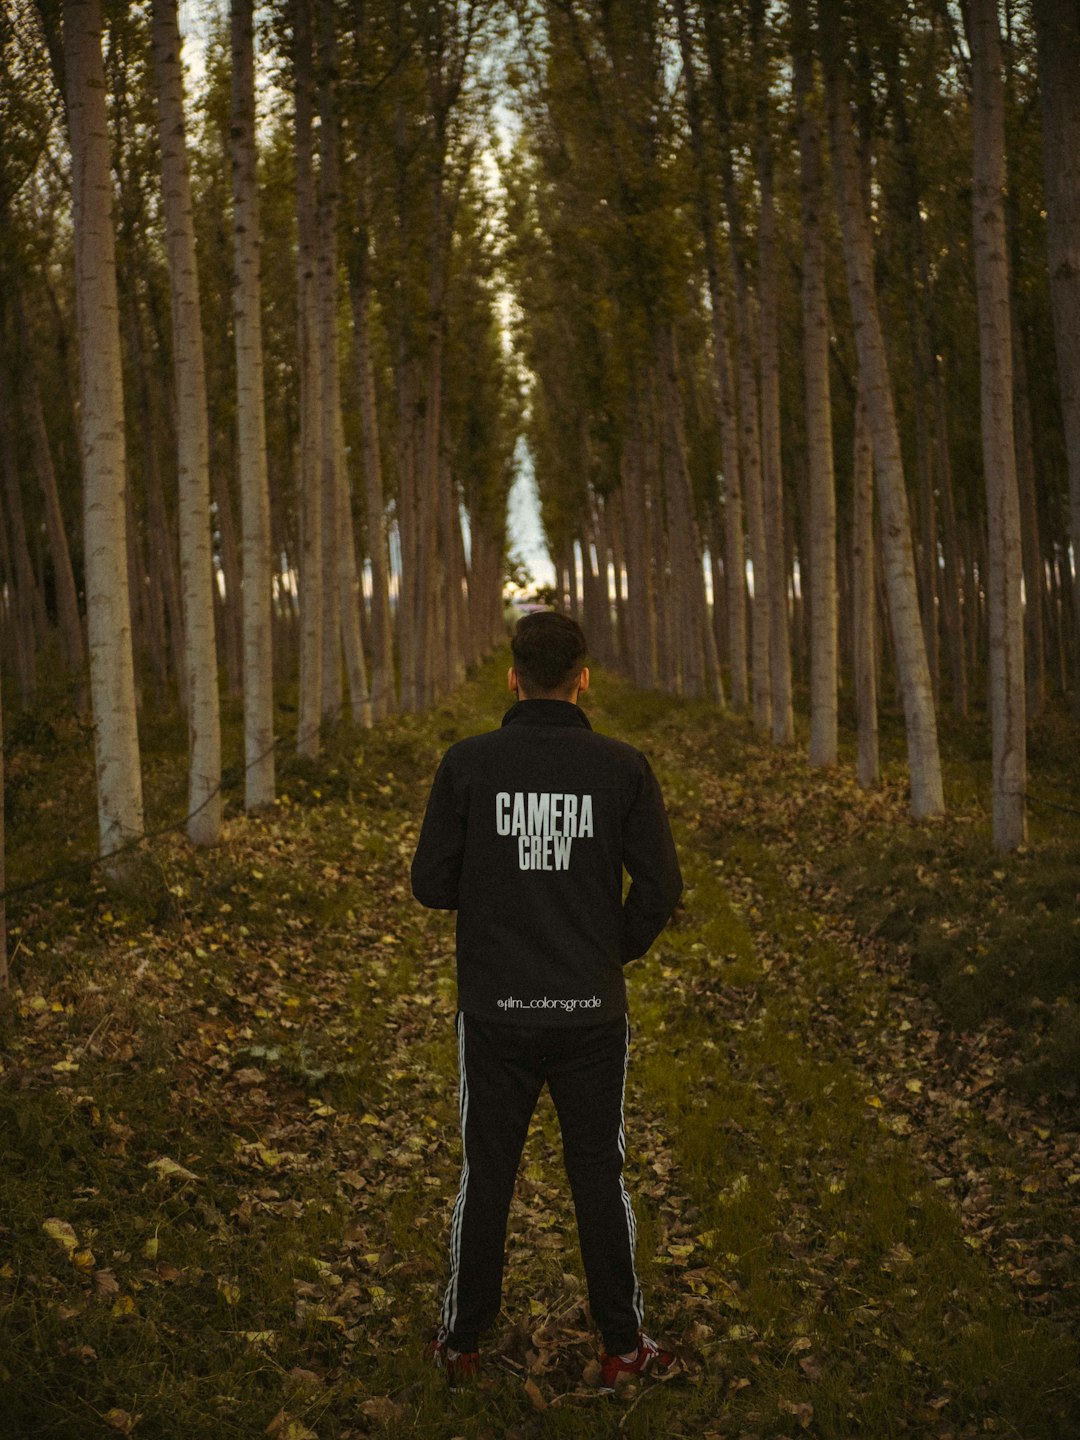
[[511, 611, 588, 696]]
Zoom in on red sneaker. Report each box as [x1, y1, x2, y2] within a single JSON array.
[[599, 1332, 678, 1390], [427, 1326, 480, 1386]]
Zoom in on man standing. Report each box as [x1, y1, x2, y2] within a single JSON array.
[[411, 611, 683, 1388]]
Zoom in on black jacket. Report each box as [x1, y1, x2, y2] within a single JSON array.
[[411, 698, 683, 1025]]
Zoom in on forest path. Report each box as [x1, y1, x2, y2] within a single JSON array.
[[2, 658, 1078, 1439]]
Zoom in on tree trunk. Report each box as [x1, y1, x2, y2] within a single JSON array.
[[0, 364, 42, 704], [1010, 296, 1046, 718], [853, 393, 879, 788], [970, 0, 1027, 850], [348, 223, 395, 719], [751, 0, 793, 743], [293, 0, 322, 755], [1033, 0, 1080, 714], [212, 444, 244, 698], [820, 0, 944, 816], [335, 400, 371, 725], [0, 664, 6, 992], [12, 295, 86, 687], [64, 0, 144, 859], [793, 0, 838, 766], [230, 0, 275, 807], [674, 0, 746, 711], [316, 0, 344, 727], [702, 4, 770, 730]]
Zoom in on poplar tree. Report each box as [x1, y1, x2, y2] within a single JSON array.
[[151, 0, 222, 845], [230, 0, 275, 808], [64, 0, 145, 860]]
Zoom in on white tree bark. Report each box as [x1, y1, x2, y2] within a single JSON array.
[[820, 0, 944, 817], [151, 0, 222, 846], [970, 0, 1027, 849], [230, 0, 275, 808], [64, 0, 145, 860]]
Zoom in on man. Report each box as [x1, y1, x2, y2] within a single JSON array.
[[410, 611, 683, 1389]]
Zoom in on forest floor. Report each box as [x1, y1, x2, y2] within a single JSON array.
[[1, 654, 1079, 1440]]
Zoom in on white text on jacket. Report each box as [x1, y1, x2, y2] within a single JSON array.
[[495, 792, 594, 871]]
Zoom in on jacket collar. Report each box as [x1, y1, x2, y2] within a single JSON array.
[[501, 698, 592, 730]]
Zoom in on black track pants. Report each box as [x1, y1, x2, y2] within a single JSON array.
[[440, 1012, 643, 1356]]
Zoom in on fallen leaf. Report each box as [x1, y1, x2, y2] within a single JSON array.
[[43, 1219, 78, 1253], [360, 1396, 404, 1423], [95, 1270, 120, 1296], [103, 1409, 139, 1434], [778, 1396, 814, 1428], [147, 1157, 200, 1182], [523, 1377, 547, 1410]]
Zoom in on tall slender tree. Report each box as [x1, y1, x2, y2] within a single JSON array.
[[230, 0, 275, 807], [1032, 0, 1080, 716], [63, 0, 145, 859], [293, 0, 323, 756], [151, 0, 222, 845], [750, 0, 793, 744], [969, 0, 1026, 849], [792, 0, 838, 766], [819, 0, 944, 817]]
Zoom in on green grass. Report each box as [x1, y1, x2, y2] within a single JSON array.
[[1, 653, 1078, 1437]]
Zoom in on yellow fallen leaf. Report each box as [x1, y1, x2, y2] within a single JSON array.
[[147, 1157, 200, 1182], [360, 1113, 381, 1127], [43, 1219, 78, 1253], [217, 1278, 241, 1306], [111, 1295, 136, 1318], [141, 1236, 158, 1260], [865, 1095, 883, 1109], [72, 1248, 96, 1273], [103, 1409, 138, 1433]]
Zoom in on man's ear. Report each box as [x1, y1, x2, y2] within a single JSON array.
[[508, 665, 518, 695], [577, 666, 590, 695]]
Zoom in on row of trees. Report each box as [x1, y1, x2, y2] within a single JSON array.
[[0, 0, 519, 861], [1, 0, 1077, 867], [509, 0, 1078, 848]]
